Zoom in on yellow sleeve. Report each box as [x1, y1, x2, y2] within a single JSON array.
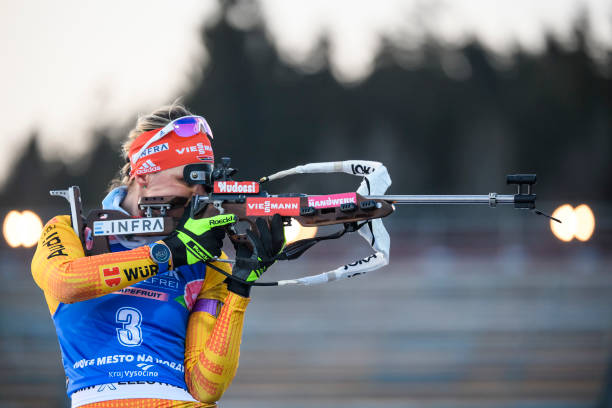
[[31, 215, 163, 314], [184, 258, 250, 403]]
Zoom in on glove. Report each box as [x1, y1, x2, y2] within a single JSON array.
[[163, 212, 236, 267], [226, 214, 286, 297]]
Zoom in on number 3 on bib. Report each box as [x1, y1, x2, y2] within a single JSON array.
[[116, 307, 143, 346]]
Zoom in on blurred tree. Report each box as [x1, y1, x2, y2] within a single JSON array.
[[1, 0, 610, 209], [1, 135, 69, 208], [0, 132, 122, 212]]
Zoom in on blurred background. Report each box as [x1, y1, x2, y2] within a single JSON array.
[[1, 0, 611, 407]]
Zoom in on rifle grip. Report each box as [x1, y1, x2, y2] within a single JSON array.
[[227, 216, 257, 251]]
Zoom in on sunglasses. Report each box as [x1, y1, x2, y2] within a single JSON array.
[[132, 115, 213, 163]]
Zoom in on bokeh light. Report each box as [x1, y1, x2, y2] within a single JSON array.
[[284, 218, 317, 244], [3, 211, 22, 248], [550, 205, 576, 242], [3, 210, 43, 248], [574, 204, 595, 241], [550, 204, 595, 242]]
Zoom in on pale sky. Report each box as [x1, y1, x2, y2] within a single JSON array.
[[0, 0, 610, 186]]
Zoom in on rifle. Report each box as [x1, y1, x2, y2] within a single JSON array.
[[51, 158, 558, 286]]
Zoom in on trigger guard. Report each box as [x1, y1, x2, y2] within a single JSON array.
[[230, 233, 250, 245], [229, 233, 255, 252]]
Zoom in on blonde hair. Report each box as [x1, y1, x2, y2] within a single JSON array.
[[108, 100, 194, 191]]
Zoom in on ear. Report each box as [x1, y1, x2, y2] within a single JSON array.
[[134, 173, 150, 188]]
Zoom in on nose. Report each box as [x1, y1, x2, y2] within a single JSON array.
[[191, 184, 207, 195]]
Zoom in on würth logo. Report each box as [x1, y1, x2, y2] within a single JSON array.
[[103, 267, 121, 287]]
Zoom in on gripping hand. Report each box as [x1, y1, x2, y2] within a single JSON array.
[[163, 213, 236, 267], [226, 214, 286, 297]]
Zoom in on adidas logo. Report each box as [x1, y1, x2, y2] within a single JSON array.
[[141, 159, 156, 169], [135, 159, 161, 175]]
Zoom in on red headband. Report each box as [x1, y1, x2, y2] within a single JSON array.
[[128, 128, 214, 178]]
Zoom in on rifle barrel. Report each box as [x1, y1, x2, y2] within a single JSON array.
[[367, 194, 515, 205]]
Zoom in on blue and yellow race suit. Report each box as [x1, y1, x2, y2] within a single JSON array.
[[31, 188, 249, 407]]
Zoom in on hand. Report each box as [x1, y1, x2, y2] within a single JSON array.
[[163, 213, 236, 267], [226, 214, 285, 297]]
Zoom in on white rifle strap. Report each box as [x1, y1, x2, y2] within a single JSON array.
[[264, 160, 392, 286]]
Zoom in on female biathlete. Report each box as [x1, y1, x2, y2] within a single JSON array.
[[31, 103, 284, 407]]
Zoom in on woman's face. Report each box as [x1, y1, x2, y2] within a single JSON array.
[[141, 165, 207, 217]]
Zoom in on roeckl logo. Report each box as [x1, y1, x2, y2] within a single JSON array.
[[208, 215, 236, 226], [246, 197, 300, 216], [175, 142, 212, 155], [186, 242, 209, 260], [214, 181, 259, 194], [135, 159, 161, 175]]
